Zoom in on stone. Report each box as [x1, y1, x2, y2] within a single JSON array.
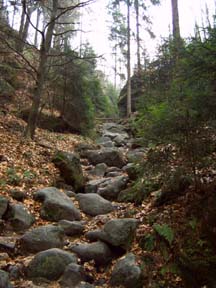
[[58, 220, 84, 236], [123, 163, 140, 180], [86, 219, 138, 251], [102, 123, 126, 134], [27, 248, 77, 281], [18, 224, 64, 253], [127, 149, 146, 163], [0, 270, 12, 288], [96, 137, 114, 148], [0, 196, 8, 219], [34, 187, 81, 221], [53, 151, 85, 192], [9, 190, 26, 202], [4, 204, 35, 232], [76, 194, 114, 216], [113, 134, 128, 146], [85, 148, 126, 168], [106, 171, 122, 177], [85, 178, 109, 194], [59, 263, 87, 287], [0, 237, 16, 254], [110, 253, 143, 288], [97, 175, 128, 200], [69, 241, 114, 266], [74, 143, 99, 158], [90, 163, 107, 177], [76, 283, 95, 288]]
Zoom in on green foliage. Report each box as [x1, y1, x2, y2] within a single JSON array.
[[153, 224, 174, 245], [6, 167, 21, 185]]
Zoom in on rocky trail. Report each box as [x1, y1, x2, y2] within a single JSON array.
[[0, 118, 155, 288]]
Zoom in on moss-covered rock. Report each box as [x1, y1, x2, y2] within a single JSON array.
[[53, 151, 85, 192]]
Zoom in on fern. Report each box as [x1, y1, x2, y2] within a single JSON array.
[[153, 223, 174, 245]]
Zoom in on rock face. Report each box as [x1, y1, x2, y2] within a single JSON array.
[[18, 225, 65, 253], [58, 220, 84, 237], [59, 263, 87, 287], [53, 151, 85, 192], [110, 253, 143, 288], [4, 204, 35, 232], [0, 196, 8, 218], [27, 248, 77, 281], [69, 241, 114, 266], [34, 187, 81, 221], [85, 148, 126, 168], [76, 193, 114, 216], [85, 218, 138, 251]]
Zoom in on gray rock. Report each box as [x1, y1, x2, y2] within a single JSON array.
[[106, 167, 122, 173], [110, 253, 143, 288], [106, 171, 122, 177], [0, 237, 16, 254], [9, 190, 26, 202], [74, 143, 99, 158], [77, 194, 114, 216], [96, 137, 114, 148], [58, 220, 84, 236], [85, 148, 126, 168], [127, 149, 146, 163], [0, 270, 12, 288], [34, 187, 81, 221], [102, 122, 126, 133], [113, 134, 128, 146], [85, 219, 138, 250], [97, 175, 128, 200], [18, 224, 64, 253], [123, 163, 139, 180], [84, 178, 108, 194], [53, 151, 85, 192], [69, 241, 114, 266], [4, 204, 34, 232], [59, 263, 87, 287], [27, 248, 77, 281], [90, 163, 107, 177], [0, 196, 8, 219]]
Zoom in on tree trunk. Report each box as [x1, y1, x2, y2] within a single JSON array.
[[135, 0, 141, 75], [171, 0, 181, 56], [24, 0, 59, 139], [126, 0, 131, 117], [34, 7, 41, 47]]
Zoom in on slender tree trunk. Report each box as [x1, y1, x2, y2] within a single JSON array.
[[34, 7, 41, 47], [135, 0, 141, 75], [171, 0, 181, 57], [18, 3, 25, 37], [24, 0, 59, 139], [126, 0, 131, 117]]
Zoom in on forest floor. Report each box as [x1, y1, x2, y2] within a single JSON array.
[[0, 107, 200, 288]]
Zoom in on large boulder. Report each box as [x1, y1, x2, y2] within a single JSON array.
[[18, 225, 64, 254], [58, 220, 84, 237], [27, 248, 77, 281], [0, 196, 8, 218], [110, 253, 143, 288], [34, 187, 81, 221], [69, 241, 115, 266], [53, 151, 85, 192], [4, 204, 35, 232], [76, 193, 114, 216], [85, 218, 138, 251], [85, 148, 126, 168]]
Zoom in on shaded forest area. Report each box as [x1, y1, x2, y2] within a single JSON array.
[[1, 0, 216, 287]]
